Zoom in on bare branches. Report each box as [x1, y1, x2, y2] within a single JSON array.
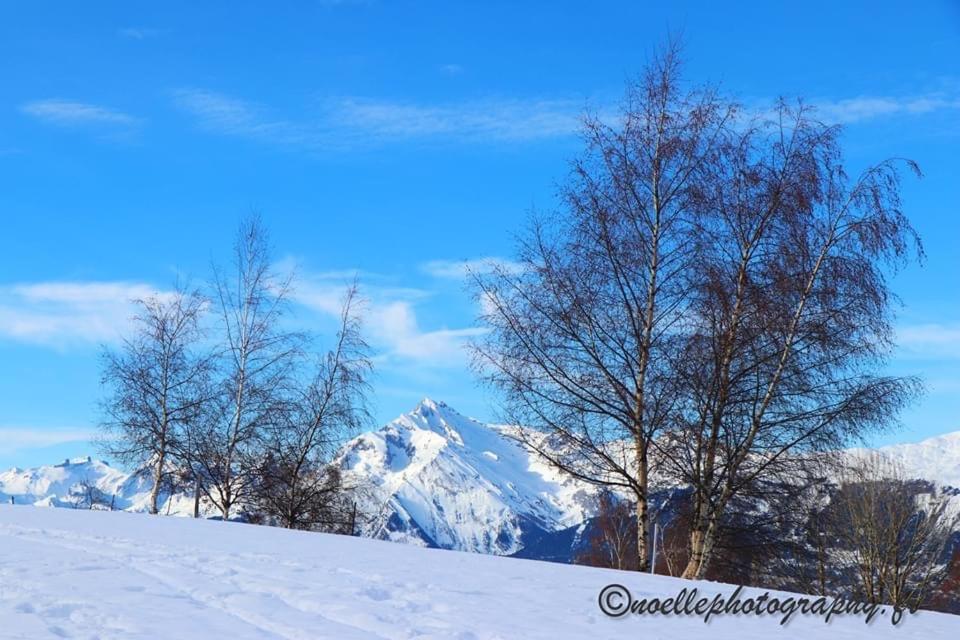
[[254, 283, 373, 530], [472, 43, 732, 571], [669, 99, 921, 578], [473, 45, 921, 578], [827, 453, 958, 611], [186, 214, 304, 521], [99, 284, 211, 514], [100, 214, 373, 528]]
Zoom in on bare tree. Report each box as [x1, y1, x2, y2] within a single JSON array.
[[828, 453, 959, 611], [253, 284, 372, 530], [474, 42, 920, 578], [576, 491, 638, 570], [70, 476, 111, 510], [186, 215, 302, 521], [931, 544, 960, 613], [99, 286, 211, 514], [662, 98, 921, 578], [472, 41, 733, 571]]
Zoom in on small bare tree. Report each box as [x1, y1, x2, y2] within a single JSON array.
[[70, 476, 111, 510], [829, 453, 959, 611], [253, 284, 372, 530], [576, 491, 638, 570], [186, 215, 302, 521], [100, 286, 211, 514]]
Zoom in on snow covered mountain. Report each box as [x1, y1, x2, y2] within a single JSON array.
[[337, 398, 601, 554], [0, 457, 201, 516], [2, 397, 959, 560], [876, 432, 960, 489]]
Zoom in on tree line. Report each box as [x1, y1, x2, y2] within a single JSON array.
[[99, 216, 371, 532], [576, 453, 960, 614]]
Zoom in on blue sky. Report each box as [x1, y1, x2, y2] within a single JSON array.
[[1, 1, 959, 469]]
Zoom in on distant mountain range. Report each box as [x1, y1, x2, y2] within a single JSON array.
[[3, 398, 958, 562]]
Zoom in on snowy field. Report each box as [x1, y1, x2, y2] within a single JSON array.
[[1, 506, 958, 639]]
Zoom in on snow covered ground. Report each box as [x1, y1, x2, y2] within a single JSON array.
[[1, 506, 957, 639]]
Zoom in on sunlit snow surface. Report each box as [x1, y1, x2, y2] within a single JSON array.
[[1, 506, 958, 639]]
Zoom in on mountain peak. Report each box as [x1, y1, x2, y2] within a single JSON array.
[[415, 397, 449, 413]]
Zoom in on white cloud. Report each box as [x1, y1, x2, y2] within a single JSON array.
[[293, 270, 483, 367], [369, 300, 486, 365], [171, 89, 305, 145], [329, 97, 582, 142], [0, 281, 169, 347], [172, 88, 584, 149], [896, 323, 960, 359], [0, 427, 95, 456], [812, 93, 960, 125], [176, 83, 960, 151], [20, 99, 139, 128], [439, 64, 464, 76], [421, 257, 525, 280]]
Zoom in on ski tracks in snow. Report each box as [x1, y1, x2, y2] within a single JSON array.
[[0, 520, 460, 639]]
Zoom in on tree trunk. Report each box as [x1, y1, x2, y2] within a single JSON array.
[[148, 450, 166, 515], [682, 527, 705, 579], [636, 455, 650, 572], [193, 480, 201, 518], [682, 509, 720, 579]]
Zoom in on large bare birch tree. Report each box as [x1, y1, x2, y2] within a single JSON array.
[[665, 100, 921, 579], [473, 43, 921, 577], [472, 43, 733, 571]]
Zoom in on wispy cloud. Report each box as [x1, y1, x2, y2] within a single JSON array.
[[896, 323, 960, 360], [813, 93, 960, 125], [328, 97, 582, 142], [171, 89, 305, 145], [0, 427, 96, 456], [20, 99, 139, 128], [439, 63, 464, 76], [421, 257, 525, 280], [371, 300, 486, 364], [172, 88, 584, 150], [0, 281, 169, 347], [118, 27, 165, 40]]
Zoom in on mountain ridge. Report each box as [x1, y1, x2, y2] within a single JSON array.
[[3, 397, 958, 560]]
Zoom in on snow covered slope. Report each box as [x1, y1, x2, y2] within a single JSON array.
[[1, 505, 956, 639], [338, 398, 600, 554]]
